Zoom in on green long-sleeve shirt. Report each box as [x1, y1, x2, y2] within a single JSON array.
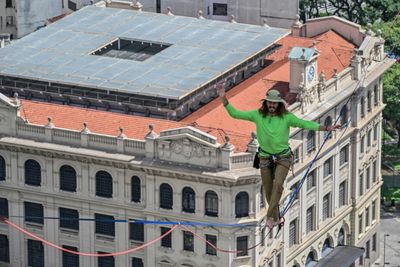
[[225, 103, 320, 156]]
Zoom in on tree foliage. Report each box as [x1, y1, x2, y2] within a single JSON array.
[[372, 19, 400, 57], [300, 0, 400, 26], [383, 63, 400, 147]]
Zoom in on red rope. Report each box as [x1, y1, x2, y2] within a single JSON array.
[[180, 225, 241, 254], [4, 219, 178, 257]]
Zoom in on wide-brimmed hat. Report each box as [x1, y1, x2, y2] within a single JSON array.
[[265, 89, 284, 103]]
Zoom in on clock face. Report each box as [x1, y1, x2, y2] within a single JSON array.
[[307, 65, 315, 82]]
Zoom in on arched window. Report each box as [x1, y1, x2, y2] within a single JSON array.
[[95, 171, 113, 198], [340, 105, 348, 126], [324, 116, 333, 139], [235, 192, 249, 218], [260, 186, 265, 208], [338, 228, 345, 246], [307, 131, 315, 154], [131, 176, 141, 203], [25, 160, 41, 186], [305, 251, 317, 267], [321, 238, 333, 257], [160, 183, 173, 209], [0, 156, 5, 181], [182, 187, 195, 213], [205, 190, 218, 217], [59, 165, 76, 192]]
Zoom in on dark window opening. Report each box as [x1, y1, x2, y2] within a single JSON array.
[[206, 235, 217, 255], [60, 165, 77, 192], [25, 160, 41, 186], [161, 227, 172, 248], [160, 183, 173, 209], [62, 246, 79, 267], [96, 171, 113, 198], [95, 213, 115, 237], [59, 207, 79, 230], [131, 176, 141, 203], [235, 192, 249, 218], [28, 240, 44, 267], [213, 3, 227, 16], [182, 187, 196, 213], [25, 202, 44, 225], [130, 222, 144, 242]]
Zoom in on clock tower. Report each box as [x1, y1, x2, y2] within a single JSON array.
[[288, 47, 320, 93]]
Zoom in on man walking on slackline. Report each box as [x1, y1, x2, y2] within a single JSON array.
[[218, 85, 341, 228]]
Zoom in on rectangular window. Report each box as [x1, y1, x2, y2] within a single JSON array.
[[132, 257, 144, 267], [358, 214, 363, 234], [183, 231, 194, 252], [290, 182, 300, 200], [374, 124, 378, 141], [236, 236, 248, 257], [28, 239, 44, 267], [374, 85, 379, 105], [95, 213, 115, 237], [339, 181, 346, 207], [339, 146, 348, 166], [366, 240, 370, 258], [6, 0, 12, 8], [59, 207, 79, 230], [98, 252, 114, 267], [366, 166, 371, 190], [0, 234, 9, 263], [372, 200, 376, 221], [323, 157, 332, 177], [372, 234, 376, 251], [360, 136, 365, 153], [261, 226, 266, 247], [306, 206, 314, 233], [68, 0, 77, 11], [372, 160, 377, 183], [293, 148, 300, 164], [359, 255, 363, 265], [276, 253, 281, 267], [130, 222, 144, 242], [365, 207, 369, 228], [307, 132, 316, 154], [323, 193, 331, 220], [24, 201, 44, 225], [156, 0, 161, 13], [213, 3, 228, 16], [0, 197, 8, 218], [62, 246, 79, 267], [306, 170, 316, 191], [359, 173, 364, 196], [206, 235, 217, 256], [6, 16, 13, 26], [161, 227, 172, 248], [289, 219, 297, 247], [367, 130, 372, 147]]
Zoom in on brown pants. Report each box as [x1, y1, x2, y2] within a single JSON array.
[[260, 157, 291, 221]]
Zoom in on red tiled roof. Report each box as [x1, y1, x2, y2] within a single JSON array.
[[20, 100, 185, 140], [18, 30, 356, 153]]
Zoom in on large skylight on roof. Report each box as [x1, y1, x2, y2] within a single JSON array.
[[91, 38, 171, 61]]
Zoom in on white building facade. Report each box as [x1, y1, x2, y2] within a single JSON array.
[[0, 0, 64, 39], [93, 0, 299, 28]]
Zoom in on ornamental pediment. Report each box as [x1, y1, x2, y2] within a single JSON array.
[[156, 127, 220, 167]]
